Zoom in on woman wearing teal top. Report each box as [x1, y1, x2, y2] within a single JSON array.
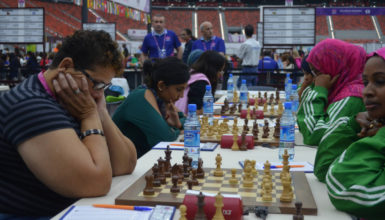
[[113, 57, 190, 158]]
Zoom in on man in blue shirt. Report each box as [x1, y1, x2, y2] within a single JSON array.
[[258, 50, 278, 72], [140, 15, 183, 63], [191, 21, 225, 56]]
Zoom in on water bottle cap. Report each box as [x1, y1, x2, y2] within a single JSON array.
[[206, 85, 211, 91], [284, 102, 292, 110], [292, 84, 297, 90], [288, 79, 292, 83], [188, 104, 197, 112], [229, 74, 233, 77], [242, 79, 246, 84], [286, 73, 290, 77]]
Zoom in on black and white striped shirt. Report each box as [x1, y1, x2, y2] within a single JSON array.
[[0, 75, 80, 216]]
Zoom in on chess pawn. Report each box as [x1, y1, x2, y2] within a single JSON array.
[[214, 154, 224, 177], [239, 132, 247, 151], [293, 202, 304, 220], [242, 165, 253, 187], [212, 193, 225, 220], [170, 175, 180, 193], [231, 134, 239, 151], [196, 158, 205, 179], [195, 192, 207, 220], [261, 181, 273, 202], [269, 103, 275, 115], [179, 205, 187, 220], [264, 160, 272, 177], [229, 168, 238, 185]]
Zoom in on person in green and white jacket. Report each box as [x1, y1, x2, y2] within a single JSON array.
[[297, 39, 367, 182], [326, 47, 385, 220]]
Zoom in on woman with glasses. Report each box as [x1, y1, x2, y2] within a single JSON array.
[[0, 30, 137, 219], [175, 50, 226, 115], [296, 39, 366, 182], [113, 57, 190, 158]]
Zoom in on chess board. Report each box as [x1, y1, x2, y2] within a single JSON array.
[[115, 168, 317, 215], [214, 105, 283, 118]]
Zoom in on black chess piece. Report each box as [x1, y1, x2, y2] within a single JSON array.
[[293, 202, 304, 220], [239, 132, 248, 151], [143, 175, 155, 195], [170, 175, 180, 193], [196, 158, 205, 179], [164, 146, 172, 177], [152, 163, 161, 187], [194, 192, 207, 220], [254, 206, 268, 220]]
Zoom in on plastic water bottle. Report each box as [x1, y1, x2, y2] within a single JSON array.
[[279, 102, 295, 161], [291, 84, 299, 117], [203, 85, 214, 125], [285, 79, 292, 101], [184, 104, 201, 168], [284, 73, 290, 86], [240, 79, 248, 108], [227, 74, 234, 101]]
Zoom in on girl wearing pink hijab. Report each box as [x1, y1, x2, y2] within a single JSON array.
[[325, 47, 385, 220], [297, 39, 367, 182]]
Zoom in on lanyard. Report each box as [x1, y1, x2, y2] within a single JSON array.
[[202, 38, 215, 51], [152, 33, 167, 53]]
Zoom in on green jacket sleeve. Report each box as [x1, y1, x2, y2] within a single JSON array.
[[297, 85, 365, 146], [314, 113, 362, 182], [326, 127, 385, 220]]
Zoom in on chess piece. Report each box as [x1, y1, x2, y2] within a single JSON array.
[[293, 202, 304, 220], [224, 98, 229, 111], [258, 91, 261, 98], [178, 165, 184, 183], [264, 92, 267, 99], [261, 178, 273, 201], [187, 179, 193, 190], [164, 145, 172, 177], [242, 123, 248, 134], [143, 175, 155, 195], [191, 169, 199, 186], [212, 193, 225, 220], [280, 175, 293, 202], [252, 108, 257, 119], [170, 175, 180, 193], [242, 165, 253, 187], [214, 154, 224, 177], [196, 158, 205, 178], [247, 107, 251, 119], [269, 103, 275, 115], [183, 163, 190, 178], [179, 204, 188, 220], [239, 132, 247, 151], [276, 90, 280, 103], [152, 163, 161, 187], [194, 192, 207, 220], [278, 101, 284, 115], [263, 102, 268, 112], [262, 128, 269, 138], [231, 134, 239, 151], [251, 160, 258, 177], [229, 168, 238, 185], [274, 119, 280, 138], [157, 158, 166, 184], [171, 163, 180, 177], [221, 105, 226, 115], [229, 104, 236, 114], [183, 153, 189, 165], [264, 160, 272, 178], [238, 103, 242, 113]]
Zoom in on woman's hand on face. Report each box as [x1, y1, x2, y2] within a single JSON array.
[[314, 74, 339, 91], [165, 100, 182, 129], [302, 73, 314, 88], [53, 72, 97, 121], [356, 111, 382, 138]]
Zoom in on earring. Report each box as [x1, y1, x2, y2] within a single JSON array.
[[158, 87, 162, 92]]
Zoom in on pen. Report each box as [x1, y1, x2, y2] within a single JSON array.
[[170, 143, 184, 146], [267, 165, 305, 169], [93, 204, 153, 211]]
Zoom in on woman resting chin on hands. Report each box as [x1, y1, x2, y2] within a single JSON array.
[[0, 30, 137, 219]]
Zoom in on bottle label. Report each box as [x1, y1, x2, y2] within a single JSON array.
[[203, 98, 213, 114], [227, 83, 233, 91], [240, 91, 248, 102], [184, 130, 200, 147], [280, 125, 295, 142]]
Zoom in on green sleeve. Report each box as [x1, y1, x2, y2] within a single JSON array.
[[178, 112, 186, 129], [297, 86, 365, 146], [314, 113, 362, 182], [326, 127, 385, 219]]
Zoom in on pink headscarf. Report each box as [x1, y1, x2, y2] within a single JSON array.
[[307, 39, 366, 105], [367, 47, 385, 61]]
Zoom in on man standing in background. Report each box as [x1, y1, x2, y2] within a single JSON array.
[[237, 24, 261, 87], [140, 14, 183, 63], [192, 21, 225, 56]]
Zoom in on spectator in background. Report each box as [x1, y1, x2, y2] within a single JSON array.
[[258, 50, 278, 73], [180, 28, 196, 64], [237, 24, 261, 87], [40, 52, 49, 72], [281, 53, 296, 70], [192, 21, 226, 56], [9, 53, 21, 80], [140, 14, 183, 63], [175, 51, 226, 115], [25, 51, 40, 76], [122, 44, 129, 58], [293, 50, 302, 69]]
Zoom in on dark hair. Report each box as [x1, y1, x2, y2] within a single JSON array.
[[191, 51, 226, 95], [50, 30, 123, 75], [301, 55, 311, 75], [143, 57, 190, 90], [183, 28, 196, 41], [298, 49, 305, 57], [263, 50, 271, 57], [244, 24, 254, 37]]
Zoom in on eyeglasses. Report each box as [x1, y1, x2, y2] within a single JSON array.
[[80, 70, 111, 90]]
